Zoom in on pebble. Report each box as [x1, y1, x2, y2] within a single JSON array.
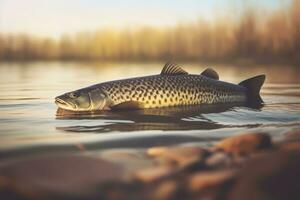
[[134, 166, 174, 183], [284, 128, 300, 141], [100, 149, 153, 172], [188, 170, 236, 192], [153, 180, 179, 200], [275, 128, 300, 151], [0, 154, 124, 199], [215, 133, 272, 155], [147, 146, 208, 166], [279, 141, 300, 151], [229, 151, 300, 200], [205, 152, 232, 169]]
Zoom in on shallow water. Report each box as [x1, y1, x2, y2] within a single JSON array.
[[0, 62, 299, 159]]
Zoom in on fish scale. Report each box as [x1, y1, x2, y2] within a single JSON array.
[[55, 63, 265, 111], [100, 74, 247, 109]]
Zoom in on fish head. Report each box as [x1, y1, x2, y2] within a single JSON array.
[[55, 88, 110, 111], [55, 89, 91, 111]]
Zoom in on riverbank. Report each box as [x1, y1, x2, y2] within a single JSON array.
[[1, 128, 300, 200]]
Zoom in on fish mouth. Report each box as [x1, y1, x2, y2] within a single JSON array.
[[55, 97, 75, 110]]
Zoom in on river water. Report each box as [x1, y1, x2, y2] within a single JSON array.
[[0, 62, 299, 159]]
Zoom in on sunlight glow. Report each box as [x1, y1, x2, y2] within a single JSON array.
[[0, 0, 286, 38]]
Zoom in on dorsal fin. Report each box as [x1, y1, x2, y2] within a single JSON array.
[[161, 62, 188, 75], [201, 68, 219, 80]]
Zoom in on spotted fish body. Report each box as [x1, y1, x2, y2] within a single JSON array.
[[55, 63, 265, 111], [100, 75, 246, 109]]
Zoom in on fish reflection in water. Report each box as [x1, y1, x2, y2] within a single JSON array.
[[56, 103, 263, 133]]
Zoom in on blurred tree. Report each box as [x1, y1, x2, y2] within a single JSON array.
[[0, 0, 299, 64]]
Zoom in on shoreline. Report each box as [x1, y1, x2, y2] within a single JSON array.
[[0, 59, 300, 67]]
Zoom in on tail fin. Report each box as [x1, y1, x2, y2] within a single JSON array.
[[239, 75, 266, 104]]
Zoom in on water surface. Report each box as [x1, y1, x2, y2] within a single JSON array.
[[0, 62, 299, 159]]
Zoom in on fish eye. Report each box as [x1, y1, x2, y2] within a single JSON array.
[[69, 92, 80, 98]]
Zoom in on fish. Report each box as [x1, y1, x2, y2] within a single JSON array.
[[55, 62, 266, 111]]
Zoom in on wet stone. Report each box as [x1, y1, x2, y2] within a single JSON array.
[[100, 149, 153, 172], [152, 180, 179, 200], [205, 152, 233, 169], [229, 151, 300, 200], [188, 170, 236, 192], [275, 128, 300, 150], [284, 128, 300, 141], [215, 133, 272, 156], [134, 166, 175, 183], [97, 181, 142, 200], [147, 146, 209, 166], [279, 141, 300, 151], [0, 154, 124, 199], [178, 157, 206, 173]]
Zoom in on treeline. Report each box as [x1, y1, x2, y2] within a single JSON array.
[[0, 0, 300, 63]]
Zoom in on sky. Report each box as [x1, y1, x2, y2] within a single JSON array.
[[0, 0, 290, 38]]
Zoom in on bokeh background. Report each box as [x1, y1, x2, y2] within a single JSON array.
[[0, 3, 300, 199], [0, 0, 299, 64]]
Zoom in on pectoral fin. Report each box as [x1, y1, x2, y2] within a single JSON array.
[[111, 101, 145, 110]]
